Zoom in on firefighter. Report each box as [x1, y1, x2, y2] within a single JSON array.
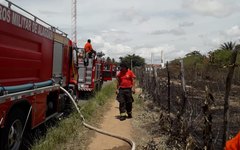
[[84, 39, 93, 53], [225, 132, 240, 150], [116, 62, 136, 121], [83, 39, 96, 66], [84, 39, 96, 58]]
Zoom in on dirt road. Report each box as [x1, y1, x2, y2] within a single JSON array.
[[87, 100, 133, 150]]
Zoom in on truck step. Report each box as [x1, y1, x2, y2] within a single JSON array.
[[86, 76, 92, 80], [86, 71, 92, 75], [86, 66, 92, 70]]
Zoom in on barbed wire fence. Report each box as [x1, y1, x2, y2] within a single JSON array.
[[134, 51, 240, 149]]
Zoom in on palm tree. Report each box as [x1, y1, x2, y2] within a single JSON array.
[[186, 50, 202, 57], [220, 41, 236, 51]]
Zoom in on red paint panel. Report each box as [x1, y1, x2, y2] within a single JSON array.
[[62, 45, 70, 85], [0, 20, 53, 86], [32, 93, 47, 128]]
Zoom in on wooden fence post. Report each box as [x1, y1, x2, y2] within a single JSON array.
[[179, 59, 187, 117], [222, 45, 240, 148], [167, 61, 170, 115], [203, 86, 213, 149], [180, 59, 186, 93]]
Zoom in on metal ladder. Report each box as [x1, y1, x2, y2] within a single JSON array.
[[78, 58, 93, 84], [85, 58, 93, 84]]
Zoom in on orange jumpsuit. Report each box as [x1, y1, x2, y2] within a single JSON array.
[[84, 42, 93, 53], [225, 132, 240, 150]]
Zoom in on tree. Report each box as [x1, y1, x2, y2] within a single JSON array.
[[185, 50, 202, 57], [211, 49, 231, 66], [106, 57, 111, 63], [119, 57, 123, 61], [220, 41, 236, 51], [206, 42, 236, 66], [111, 58, 115, 63], [119, 54, 145, 69], [183, 51, 204, 68]]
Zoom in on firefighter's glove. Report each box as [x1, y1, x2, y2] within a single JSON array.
[[116, 89, 119, 94], [132, 88, 136, 94]]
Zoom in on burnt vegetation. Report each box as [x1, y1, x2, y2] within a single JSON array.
[[135, 43, 240, 149]]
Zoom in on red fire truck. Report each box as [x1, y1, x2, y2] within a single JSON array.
[[102, 62, 114, 81], [77, 48, 104, 93], [0, 1, 114, 149], [76, 50, 113, 96], [0, 1, 84, 149]]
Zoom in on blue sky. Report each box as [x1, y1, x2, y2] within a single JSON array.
[[2, 0, 240, 63]]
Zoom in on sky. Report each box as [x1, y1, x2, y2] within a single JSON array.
[[1, 0, 240, 63]]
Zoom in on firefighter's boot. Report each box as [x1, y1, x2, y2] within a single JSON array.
[[119, 113, 127, 121], [127, 112, 132, 118]]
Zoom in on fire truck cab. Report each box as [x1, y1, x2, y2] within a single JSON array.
[[102, 62, 114, 81]]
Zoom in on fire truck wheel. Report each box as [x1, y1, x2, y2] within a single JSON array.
[[1, 108, 26, 150], [96, 83, 100, 91]]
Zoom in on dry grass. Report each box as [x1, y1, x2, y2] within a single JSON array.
[[32, 83, 116, 150]]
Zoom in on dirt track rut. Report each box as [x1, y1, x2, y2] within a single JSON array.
[[87, 100, 132, 150]]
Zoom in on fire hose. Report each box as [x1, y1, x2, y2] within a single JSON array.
[[60, 87, 136, 150]]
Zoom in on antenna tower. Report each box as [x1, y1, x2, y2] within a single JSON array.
[[161, 50, 163, 63], [72, 0, 77, 45], [151, 53, 154, 64]]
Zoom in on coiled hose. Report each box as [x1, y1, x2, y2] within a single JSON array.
[[60, 87, 136, 150]]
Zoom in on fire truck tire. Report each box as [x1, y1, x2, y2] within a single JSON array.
[[100, 82, 103, 90], [96, 83, 100, 91], [96, 82, 102, 91], [100, 81, 103, 89], [0, 108, 26, 150], [99, 84, 101, 91]]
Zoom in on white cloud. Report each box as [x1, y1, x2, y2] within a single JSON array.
[[151, 27, 185, 36], [182, 0, 239, 17], [226, 25, 240, 37], [135, 45, 180, 63], [100, 29, 130, 44], [179, 22, 194, 27], [92, 35, 133, 61], [211, 38, 223, 46], [117, 7, 149, 24], [92, 35, 179, 63], [2, 0, 240, 63], [189, 47, 198, 52], [198, 25, 240, 51]]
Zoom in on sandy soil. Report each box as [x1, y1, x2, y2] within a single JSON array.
[[87, 100, 133, 150], [61, 88, 169, 150]]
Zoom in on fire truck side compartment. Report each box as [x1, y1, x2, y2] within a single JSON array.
[[0, 17, 53, 86]]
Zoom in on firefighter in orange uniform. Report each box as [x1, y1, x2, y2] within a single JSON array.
[[83, 39, 96, 66], [225, 132, 240, 150], [84, 39, 93, 53], [84, 39, 96, 58], [116, 62, 136, 121]]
